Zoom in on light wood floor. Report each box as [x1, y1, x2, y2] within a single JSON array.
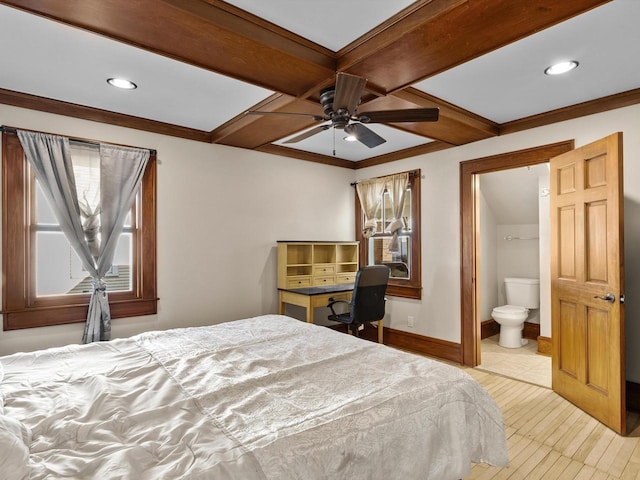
[[479, 335, 551, 388], [464, 368, 640, 479]]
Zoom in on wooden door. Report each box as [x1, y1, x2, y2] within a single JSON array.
[[550, 132, 625, 435]]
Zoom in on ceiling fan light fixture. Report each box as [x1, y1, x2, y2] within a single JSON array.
[[343, 135, 357, 142], [107, 77, 137, 89], [544, 60, 579, 76]]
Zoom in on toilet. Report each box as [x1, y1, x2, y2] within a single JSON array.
[[491, 277, 540, 348]]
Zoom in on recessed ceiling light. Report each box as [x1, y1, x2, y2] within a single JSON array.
[[107, 77, 137, 89], [544, 61, 579, 76]]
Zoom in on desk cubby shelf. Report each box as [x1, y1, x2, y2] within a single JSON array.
[[278, 241, 359, 289]]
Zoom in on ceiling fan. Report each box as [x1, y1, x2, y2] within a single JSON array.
[[246, 72, 439, 149]]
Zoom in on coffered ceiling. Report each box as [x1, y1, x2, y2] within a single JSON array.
[[0, 0, 638, 169]]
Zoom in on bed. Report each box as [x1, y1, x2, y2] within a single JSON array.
[[0, 314, 508, 479]]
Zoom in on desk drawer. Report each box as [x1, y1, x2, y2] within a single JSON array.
[[313, 265, 336, 276], [287, 277, 311, 288], [313, 275, 336, 286], [329, 292, 350, 302], [337, 273, 356, 284]]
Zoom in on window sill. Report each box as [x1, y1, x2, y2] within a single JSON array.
[[2, 298, 158, 330], [387, 284, 421, 300]]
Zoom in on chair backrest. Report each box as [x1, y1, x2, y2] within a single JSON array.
[[349, 265, 390, 324]]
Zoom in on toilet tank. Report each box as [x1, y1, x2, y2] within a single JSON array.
[[504, 277, 540, 308]]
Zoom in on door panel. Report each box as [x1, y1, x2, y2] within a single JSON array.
[[550, 132, 625, 435], [558, 299, 579, 378], [586, 307, 609, 392], [586, 201, 607, 282], [559, 206, 576, 278]]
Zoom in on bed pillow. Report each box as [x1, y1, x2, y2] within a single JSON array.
[[0, 414, 31, 480]]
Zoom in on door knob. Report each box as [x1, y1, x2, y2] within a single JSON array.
[[594, 293, 616, 303]]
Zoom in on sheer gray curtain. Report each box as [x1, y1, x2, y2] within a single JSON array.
[[384, 173, 409, 252], [17, 131, 149, 343], [355, 178, 386, 238]]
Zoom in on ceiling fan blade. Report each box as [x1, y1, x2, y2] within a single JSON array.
[[345, 123, 386, 149], [356, 108, 439, 123], [283, 125, 331, 144], [246, 110, 326, 121], [332, 73, 367, 113]]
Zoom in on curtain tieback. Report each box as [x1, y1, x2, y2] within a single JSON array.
[[92, 279, 107, 295], [386, 218, 403, 234], [363, 218, 377, 238]]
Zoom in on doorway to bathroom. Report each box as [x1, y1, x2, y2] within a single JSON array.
[[458, 140, 575, 371], [476, 164, 550, 387], [461, 135, 627, 434]]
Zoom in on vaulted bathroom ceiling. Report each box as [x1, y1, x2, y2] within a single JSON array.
[[480, 165, 550, 225]]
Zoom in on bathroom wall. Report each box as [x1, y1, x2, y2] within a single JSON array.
[[479, 164, 545, 325], [479, 188, 498, 321], [496, 223, 540, 323]]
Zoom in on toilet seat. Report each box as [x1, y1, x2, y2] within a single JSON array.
[[492, 305, 527, 315]]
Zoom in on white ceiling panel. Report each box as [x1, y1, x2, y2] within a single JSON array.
[[223, 0, 416, 51], [413, 0, 640, 123], [0, 5, 273, 131]]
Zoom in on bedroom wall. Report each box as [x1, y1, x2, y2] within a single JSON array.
[[2, 102, 640, 382], [356, 103, 640, 382], [0, 103, 356, 356]]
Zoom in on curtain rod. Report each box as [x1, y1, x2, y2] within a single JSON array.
[[1, 126, 157, 155], [350, 170, 421, 187]]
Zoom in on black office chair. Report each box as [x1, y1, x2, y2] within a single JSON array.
[[327, 265, 390, 343]]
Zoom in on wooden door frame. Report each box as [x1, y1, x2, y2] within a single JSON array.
[[459, 140, 575, 366]]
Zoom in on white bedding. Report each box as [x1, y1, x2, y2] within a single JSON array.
[[0, 314, 508, 479]]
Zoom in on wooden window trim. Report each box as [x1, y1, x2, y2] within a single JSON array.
[[2, 130, 158, 330], [355, 169, 421, 299]]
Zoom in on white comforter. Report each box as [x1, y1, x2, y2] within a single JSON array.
[[0, 315, 508, 479]]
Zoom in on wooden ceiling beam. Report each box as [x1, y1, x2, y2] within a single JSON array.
[[210, 0, 610, 152], [212, 95, 327, 148], [337, 0, 466, 76], [358, 89, 498, 145], [0, 0, 615, 165]]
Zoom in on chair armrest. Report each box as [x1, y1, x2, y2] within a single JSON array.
[[327, 298, 349, 316]]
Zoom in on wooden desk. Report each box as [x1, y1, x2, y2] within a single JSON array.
[[278, 283, 383, 343], [278, 284, 353, 323]]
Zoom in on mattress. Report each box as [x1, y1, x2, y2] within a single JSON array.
[[0, 314, 508, 479]]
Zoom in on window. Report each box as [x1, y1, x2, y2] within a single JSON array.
[[355, 169, 421, 299], [2, 130, 157, 330]]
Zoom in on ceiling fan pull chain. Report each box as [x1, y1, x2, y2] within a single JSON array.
[[333, 127, 336, 157]]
